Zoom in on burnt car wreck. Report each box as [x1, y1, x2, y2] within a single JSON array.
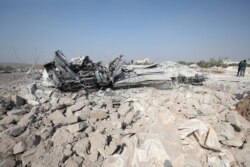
[[44, 50, 205, 91]]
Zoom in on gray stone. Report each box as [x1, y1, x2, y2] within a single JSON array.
[[48, 110, 65, 124], [1, 125, 26, 137], [22, 148, 37, 167], [63, 156, 83, 167], [52, 103, 66, 111], [84, 126, 94, 134], [27, 100, 40, 106], [88, 132, 106, 162], [7, 109, 28, 116], [59, 97, 75, 106], [22, 94, 37, 102], [31, 106, 42, 113], [51, 127, 74, 146], [32, 135, 41, 146], [74, 139, 90, 158], [51, 97, 59, 105], [66, 101, 86, 114], [15, 95, 26, 106], [0, 158, 16, 167], [65, 116, 80, 125], [40, 127, 54, 140], [39, 98, 49, 104], [74, 106, 91, 120], [18, 110, 36, 127], [89, 111, 108, 121], [0, 115, 18, 125], [226, 112, 242, 132], [13, 141, 26, 154], [67, 122, 88, 133], [63, 148, 72, 157], [0, 138, 16, 155], [30, 83, 37, 94], [35, 90, 53, 99], [48, 110, 78, 125]]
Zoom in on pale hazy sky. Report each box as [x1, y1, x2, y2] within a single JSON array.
[[0, 0, 250, 64]]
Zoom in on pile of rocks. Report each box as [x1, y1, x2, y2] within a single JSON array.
[[0, 62, 250, 167], [159, 61, 199, 77]]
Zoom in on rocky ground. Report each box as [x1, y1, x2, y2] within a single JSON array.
[[0, 65, 250, 167]]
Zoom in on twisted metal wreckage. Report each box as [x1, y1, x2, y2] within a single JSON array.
[[44, 50, 206, 91]]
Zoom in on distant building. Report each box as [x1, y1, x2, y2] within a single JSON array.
[[134, 58, 150, 65]]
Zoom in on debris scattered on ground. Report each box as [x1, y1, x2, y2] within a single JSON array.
[[0, 51, 250, 166], [43, 51, 205, 91]]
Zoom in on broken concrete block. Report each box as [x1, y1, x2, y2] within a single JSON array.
[[59, 97, 75, 106], [15, 95, 26, 106], [40, 127, 54, 140], [39, 98, 49, 104], [103, 155, 125, 167], [48, 110, 64, 122], [13, 141, 26, 154], [32, 135, 41, 146], [7, 108, 28, 116], [30, 83, 37, 94], [51, 97, 59, 104], [225, 112, 242, 132], [67, 122, 88, 133], [18, 111, 36, 127], [52, 103, 66, 111], [49, 110, 78, 125], [1, 125, 26, 137], [89, 111, 108, 121], [74, 106, 91, 120], [51, 127, 74, 146], [66, 101, 86, 114], [88, 132, 106, 160], [35, 89, 53, 99], [22, 148, 37, 167], [0, 115, 18, 125], [0, 158, 16, 167], [27, 100, 40, 106], [74, 139, 90, 158], [63, 156, 83, 167], [63, 148, 73, 157], [65, 115, 79, 124], [21, 93, 37, 102], [0, 138, 16, 155]]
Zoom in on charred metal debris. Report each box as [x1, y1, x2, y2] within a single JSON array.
[[44, 50, 206, 91]]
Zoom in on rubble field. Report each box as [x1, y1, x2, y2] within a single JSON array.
[[0, 53, 250, 167]]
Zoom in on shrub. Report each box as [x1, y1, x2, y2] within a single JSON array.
[[197, 58, 227, 68], [0, 65, 14, 73]]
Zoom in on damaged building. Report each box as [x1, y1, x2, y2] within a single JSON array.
[[43, 50, 205, 91]]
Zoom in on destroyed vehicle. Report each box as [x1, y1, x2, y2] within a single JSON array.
[[44, 50, 206, 91], [44, 51, 122, 91]]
